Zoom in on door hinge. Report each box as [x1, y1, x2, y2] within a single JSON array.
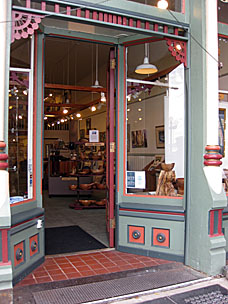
[[110, 58, 116, 70], [110, 218, 116, 229], [110, 142, 115, 153]]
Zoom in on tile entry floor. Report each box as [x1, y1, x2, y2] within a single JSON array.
[[15, 192, 175, 287], [16, 249, 173, 287]]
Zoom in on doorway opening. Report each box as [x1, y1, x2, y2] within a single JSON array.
[[43, 36, 115, 255]]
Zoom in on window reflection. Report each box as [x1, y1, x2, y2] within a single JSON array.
[[8, 71, 30, 201]]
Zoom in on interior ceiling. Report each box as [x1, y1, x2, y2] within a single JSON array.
[[43, 37, 176, 118], [10, 34, 177, 118]]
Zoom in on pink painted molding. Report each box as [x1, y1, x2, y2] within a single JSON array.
[[11, 10, 43, 43]]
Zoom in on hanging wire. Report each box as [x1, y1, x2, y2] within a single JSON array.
[[167, 9, 220, 66], [6, 0, 221, 67]]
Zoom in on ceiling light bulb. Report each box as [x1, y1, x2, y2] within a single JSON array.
[[52, 123, 55, 126], [138, 108, 142, 112], [49, 93, 53, 97], [18, 115, 22, 119], [139, 117, 142, 121], [23, 90, 28, 95], [139, 98, 142, 102], [61, 119, 65, 123], [70, 116, 74, 120], [44, 116, 47, 120], [101, 92, 106, 103], [127, 108, 130, 112], [63, 109, 68, 114], [91, 106, 96, 112], [64, 119, 67, 122], [76, 113, 81, 118], [127, 94, 131, 101], [57, 121, 60, 124], [157, 0, 168, 9]]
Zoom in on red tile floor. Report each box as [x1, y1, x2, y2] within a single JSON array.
[[16, 249, 172, 287]]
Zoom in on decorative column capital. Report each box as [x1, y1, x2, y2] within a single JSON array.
[[204, 145, 222, 166]]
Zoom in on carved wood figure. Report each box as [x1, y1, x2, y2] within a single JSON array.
[[155, 163, 176, 196]]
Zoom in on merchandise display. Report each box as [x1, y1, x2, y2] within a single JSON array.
[[48, 142, 107, 208]]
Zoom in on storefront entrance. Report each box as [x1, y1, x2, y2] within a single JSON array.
[[8, 1, 189, 283], [42, 37, 115, 254]]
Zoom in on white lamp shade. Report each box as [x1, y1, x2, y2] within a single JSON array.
[[135, 56, 158, 74]]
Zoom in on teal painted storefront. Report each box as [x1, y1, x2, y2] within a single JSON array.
[[1, 0, 228, 290]]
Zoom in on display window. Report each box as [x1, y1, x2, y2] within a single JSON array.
[[8, 37, 34, 204], [124, 40, 185, 198], [127, 0, 184, 13], [218, 35, 228, 191]]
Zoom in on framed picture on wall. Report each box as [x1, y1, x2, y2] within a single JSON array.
[[100, 132, 106, 142], [155, 125, 165, 149], [80, 129, 85, 139], [127, 124, 130, 152], [219, 108, 226, 157], [86, 118, 91, 135], [132, 129, 147, 148]]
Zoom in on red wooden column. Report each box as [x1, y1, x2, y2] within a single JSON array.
[[106, 48, 115, 248]]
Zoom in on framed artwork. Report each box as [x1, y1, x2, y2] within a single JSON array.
[[80, 129, 85, 139], [219, 108, 226, 157], [86, 118, 91, 135], [100, 132, 106, 142], [127, 124, 130, 152], [132, 129, 147, 148], [155, 125, 165, 149]]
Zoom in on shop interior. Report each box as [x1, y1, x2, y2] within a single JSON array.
[[219, 35, 228, 190], [8, 33, 187, 254]]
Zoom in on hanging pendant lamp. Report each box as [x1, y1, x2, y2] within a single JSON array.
[[135, 43, 158, 75], [92, 44, 102, 88]]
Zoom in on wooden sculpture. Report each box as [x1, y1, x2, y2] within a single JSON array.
[[155, 163, 176, 196]]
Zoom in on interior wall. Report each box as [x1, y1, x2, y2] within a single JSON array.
[[79, 111, 107, 137], [128, 93, 165, 155], [44, 130, 69, 157], [127, 92, 165, 171]]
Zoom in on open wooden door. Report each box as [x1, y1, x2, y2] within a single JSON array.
[[106, 48, 115, 247]]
